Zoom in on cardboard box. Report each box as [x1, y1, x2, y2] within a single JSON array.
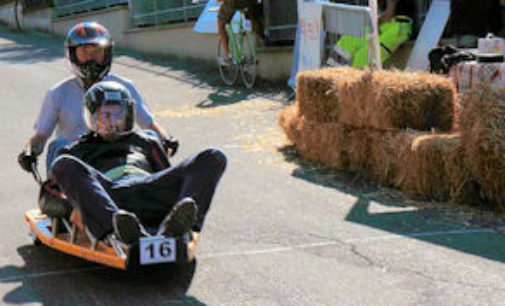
[[478, 33, 505, 55]]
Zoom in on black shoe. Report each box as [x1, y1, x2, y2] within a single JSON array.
[[157, 197, 197, 237], [112, 210, 149, 244]]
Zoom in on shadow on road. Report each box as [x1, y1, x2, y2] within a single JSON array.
[[278, 145, 505, 263], [0, 27, 62, 63], [0, 245, 204, 305], [346, 198, 505, 263], [116, 50, 291, 107]]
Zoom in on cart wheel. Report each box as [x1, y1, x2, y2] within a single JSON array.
[[29, 230, 42, 246]]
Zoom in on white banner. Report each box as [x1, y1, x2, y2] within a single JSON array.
[[288, 0, 324, 88], [297, 0, 324, 72]]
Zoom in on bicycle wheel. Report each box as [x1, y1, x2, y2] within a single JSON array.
[[217, 37, 239, 86], [239, 31, 257, 89]]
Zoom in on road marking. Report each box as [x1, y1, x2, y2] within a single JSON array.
[[2, 227, 502, 281], [0, 266, 105, 282], [200, 227, 503, 259]]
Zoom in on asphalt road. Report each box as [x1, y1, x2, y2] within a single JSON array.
[[2, 26, 505, 305]]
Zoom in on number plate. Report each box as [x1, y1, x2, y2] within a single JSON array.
[[139, 236, 176, 265]]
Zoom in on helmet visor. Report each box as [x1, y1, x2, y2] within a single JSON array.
[[94, 99, 128, 139]]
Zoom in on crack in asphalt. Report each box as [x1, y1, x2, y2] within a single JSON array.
[[2, 226, 504, 282]]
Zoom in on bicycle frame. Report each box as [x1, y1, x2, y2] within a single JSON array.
[[217, 8, 257, 88], [224, 11, 253, 65]]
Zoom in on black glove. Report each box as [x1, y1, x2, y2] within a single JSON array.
[[161, 136, 179, 156], [18, 150, 37, 172]]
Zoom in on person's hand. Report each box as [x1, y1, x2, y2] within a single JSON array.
[[162, 136, 179, 156], [17, 150, 37, 172]]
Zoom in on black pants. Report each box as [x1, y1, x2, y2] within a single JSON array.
[[52, 149, 227, 239]]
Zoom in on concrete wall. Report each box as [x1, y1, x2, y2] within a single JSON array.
[[0, 1, 19, 29], [19, 7, 52, 32], [124, 25, 292, 80], [0, 1, 52, 32], [124, 25, 217, 60], [52, 6, 130, 47]]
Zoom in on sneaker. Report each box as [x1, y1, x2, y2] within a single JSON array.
[[218, 55, 232, 66], [112, 210, 149, 244], [157, 197, 197, 237]]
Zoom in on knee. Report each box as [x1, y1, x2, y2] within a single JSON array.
[[199, 148, 227, 174], [51, 154, 87, 180]]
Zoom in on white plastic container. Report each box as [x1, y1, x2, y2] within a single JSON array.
[[478, 33, 505, 55]]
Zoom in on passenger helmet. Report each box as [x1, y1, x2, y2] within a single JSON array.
[[65, 22, 113, 86], [84, 81, 135, 136]]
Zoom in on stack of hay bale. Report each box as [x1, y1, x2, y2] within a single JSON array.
[[459, 87, 505, 209], [279, 66, 488, 206]]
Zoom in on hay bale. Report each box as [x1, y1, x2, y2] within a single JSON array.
[[279, 103, 477, 204], [278, 103, 348, 169], [296, 67, 364, 123], [460, 86, 505, 209], [368, 129, 403, 186], [339, 70, 457, 131], [444, 142, 480, 204], [278, 102, 303, 145], [394, 131, 467, 201]]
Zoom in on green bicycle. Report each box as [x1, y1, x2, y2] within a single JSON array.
[[217, 8, 257, 89]]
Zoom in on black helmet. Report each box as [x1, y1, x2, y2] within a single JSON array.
[[65, 22, 113, 86], [84, 81, 135, 136]]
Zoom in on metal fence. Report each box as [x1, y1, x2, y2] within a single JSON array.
[[53, 0, 127, 17], [22, 0, 54, 13], [130, 0, 208, 28], [321, 2, 381, 69]]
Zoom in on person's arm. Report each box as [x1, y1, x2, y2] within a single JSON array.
[[120, 78, 179, 154], [127, 82, 179, 154], [140, 133, 171, 170], [18, 89, 56, 172], [146, 121, 168, 139], [31, 88, 58, 155], [124, 80, 168, 138], [148, 121, 179, 156], [18, 132, 49, 172], [379, 0, 397, 24], [26, 132, 49, 156]]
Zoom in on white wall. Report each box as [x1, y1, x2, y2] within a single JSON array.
[[0, 1, 18, 29], [52, 6, 130, 47], [20, 7, 52, 32]]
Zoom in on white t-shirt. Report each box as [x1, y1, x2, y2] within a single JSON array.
[[34, 74, 154, 141]]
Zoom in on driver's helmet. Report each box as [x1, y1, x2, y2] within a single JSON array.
[[65, 22, 113, 85], [84, 81, 135, 135]]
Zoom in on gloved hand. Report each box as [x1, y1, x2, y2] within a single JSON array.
[[17, 150, 37, 172], [161, 136, 179, 156]]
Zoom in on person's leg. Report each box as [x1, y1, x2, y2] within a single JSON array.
[[157, 197, 197, 236], [117, 148, 227, 231], [51, 154, 118, 239], [177, 149, 226, 231], [218, 1, 236, 59], [46, 138, 72, 172], [244, 0, 265, 41], [218, 20, 230, 58]]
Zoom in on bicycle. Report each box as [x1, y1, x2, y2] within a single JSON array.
[[214, 7, 257, 89]]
